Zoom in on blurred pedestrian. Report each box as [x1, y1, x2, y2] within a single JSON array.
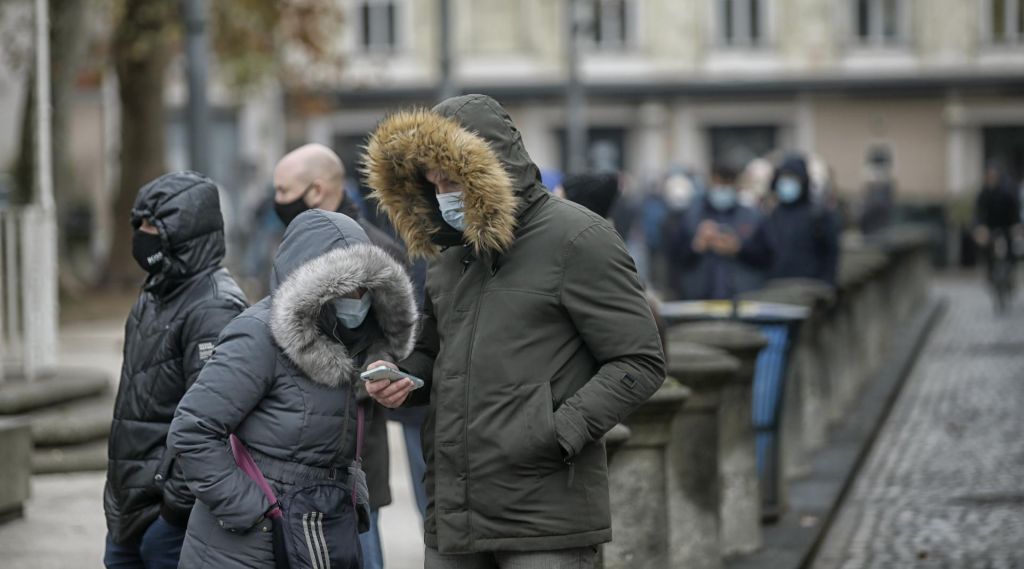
[[858, 146, 895, 236], [640, 180, 670, 291], [764, 154, 840, 285], [667, 164, 774, 300], [661, 171, 700, 299], [272, 143, 422, 569], [362, 94, 665, 568], [169, 210, 418, 569], [562, 171, 620, 218], [973, 163, 1022, 299], [104, 171, 248, 569], [541, 168, 565, 197]]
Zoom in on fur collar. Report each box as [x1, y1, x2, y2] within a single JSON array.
[[270, 243, 418, 387], [362, 109, 519, 259]]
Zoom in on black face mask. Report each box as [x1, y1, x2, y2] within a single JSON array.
[[274, 184, 315, 226], [132, 230, 165, 274]]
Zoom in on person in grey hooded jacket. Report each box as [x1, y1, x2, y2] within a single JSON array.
[[168, 210, 418, 569]]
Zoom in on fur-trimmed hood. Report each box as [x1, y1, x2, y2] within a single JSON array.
[[269, 210, 418, 387], [363, 94, 547, 258]]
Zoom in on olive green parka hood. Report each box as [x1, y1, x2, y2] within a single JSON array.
[[363, 94, 547, 258]]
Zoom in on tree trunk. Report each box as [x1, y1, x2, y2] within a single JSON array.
[[49, 0, 87, 220], [103, 0, 176, 287], [13, 0, 87, 207]]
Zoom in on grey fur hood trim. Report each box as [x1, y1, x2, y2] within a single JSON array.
[[270, 243, 418, 387]]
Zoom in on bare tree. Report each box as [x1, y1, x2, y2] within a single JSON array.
[[103, 0, 344, 287]]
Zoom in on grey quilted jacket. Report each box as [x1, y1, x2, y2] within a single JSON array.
[[168, 210, 417, 568]]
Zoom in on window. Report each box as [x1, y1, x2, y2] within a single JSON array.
[[718, 0, 768, 48], [853, 0, 906, 46], [583, 0, 633, 51], [356, 0, 398, 52], [987, 0, 1024, 44]]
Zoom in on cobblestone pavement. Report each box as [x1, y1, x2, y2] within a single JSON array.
[[812, 276, 1024, 569]]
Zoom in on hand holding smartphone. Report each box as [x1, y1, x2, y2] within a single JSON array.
[[360, 365, 424, 390]]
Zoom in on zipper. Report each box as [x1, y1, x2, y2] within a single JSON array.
[[460, 253, 490, 531]]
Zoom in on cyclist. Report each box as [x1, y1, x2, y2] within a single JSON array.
[[974, 164, 1023, 311]]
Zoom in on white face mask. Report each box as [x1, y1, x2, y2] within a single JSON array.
[[331, 292, 373, 329], [664, 175, 695, 211], [436, 191, 466, 231]]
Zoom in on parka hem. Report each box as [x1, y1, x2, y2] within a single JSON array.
[[425, 528, 611, 554]]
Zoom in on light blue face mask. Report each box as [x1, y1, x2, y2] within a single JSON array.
[[776, 176, 802, 204], [331, 292, 373, 329], [707, 186, 737, 212], [436, 191, 466, 232]]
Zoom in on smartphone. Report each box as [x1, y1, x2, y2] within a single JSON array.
[[359, 366, 424, 390]]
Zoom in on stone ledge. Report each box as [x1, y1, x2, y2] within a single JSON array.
[[0, 369, 111, 415], [32, 440, 107, 474], [30, 394, 114, 447]]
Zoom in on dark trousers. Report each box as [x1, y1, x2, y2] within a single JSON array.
[[425, 546, 597, 569], [104, 515, 186, 569]]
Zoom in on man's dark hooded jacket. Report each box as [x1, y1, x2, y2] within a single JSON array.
[[766, 155, 840, 285], [364, 94, 665, 553], [104, 171, 248, 543]]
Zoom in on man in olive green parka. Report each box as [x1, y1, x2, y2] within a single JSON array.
[[363, 94, 665, 568]]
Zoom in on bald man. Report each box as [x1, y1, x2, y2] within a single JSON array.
[[272, 143, 414, 569], [273, 143, 406, 262]]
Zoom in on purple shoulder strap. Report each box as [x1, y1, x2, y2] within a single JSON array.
[[230, 434, 282, 520], [356, 403, 365, 461], [231, 395, 366, 516]]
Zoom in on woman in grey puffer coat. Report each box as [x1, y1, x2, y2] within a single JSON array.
[[168, 210, 417, 568]]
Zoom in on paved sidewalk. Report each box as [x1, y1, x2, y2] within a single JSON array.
[[811, 277, 1024, 569], [0, 319, 426, 568]]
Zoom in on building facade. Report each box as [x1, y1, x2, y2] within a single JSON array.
[[290, 0, 1024, 204]]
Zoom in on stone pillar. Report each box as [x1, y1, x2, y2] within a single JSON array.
[[837, 248, 889, 414], [668, 322, 767, 557], [0, 418, 32, 522], [605, 381, 690, 569], [665, 341, 740, 569]]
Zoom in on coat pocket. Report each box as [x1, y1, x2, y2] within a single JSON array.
[[509, 382, 563, 475], [280, 481, 362, 569]]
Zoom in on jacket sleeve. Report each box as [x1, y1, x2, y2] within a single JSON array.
[[161, 297, 247, 526], [554, 223, 666, 459], [168, 315, 276, 533], [399, 291, 438, 407]]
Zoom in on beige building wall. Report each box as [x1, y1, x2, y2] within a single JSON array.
[[813, 97, 947, 199]]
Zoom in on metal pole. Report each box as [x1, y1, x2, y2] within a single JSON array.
[[28, 0, 58, 379], [183, 0, 210, 174], [0, 213, 7, 382], [437, 0, 457, 101], [35, 0, 54, 214], [565, 0, 588, 174]]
